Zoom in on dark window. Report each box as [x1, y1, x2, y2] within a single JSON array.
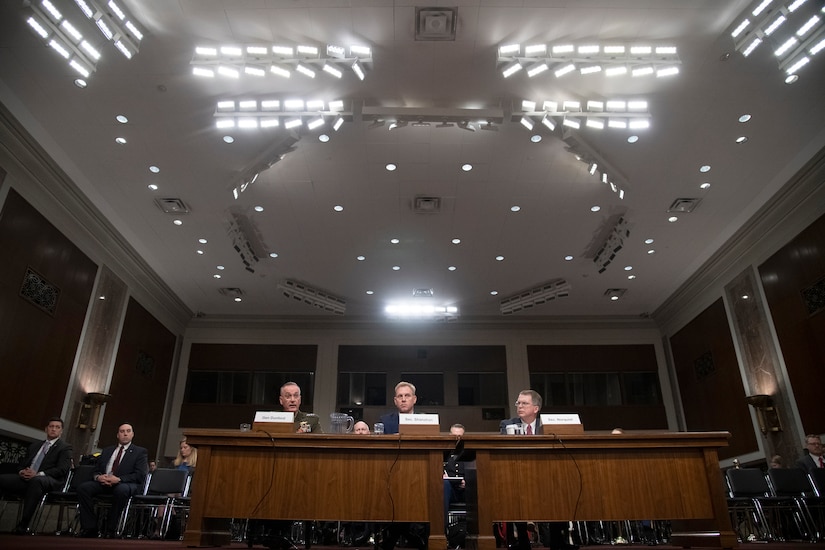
[[457, 373, 507, 405], [622, 372, 662, 405], [400, 373, 444, 406], [185, 370, 314, 407], [337, 372, 387, 406]]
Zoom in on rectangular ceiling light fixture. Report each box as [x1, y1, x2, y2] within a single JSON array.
[[27, 2, 99, 78], [278, 279, 346, 315], [74, 0, 143, 59], [500, 279, 571, 315]]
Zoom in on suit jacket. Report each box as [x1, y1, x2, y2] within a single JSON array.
[[294, 410, 323, 433], [18, 438, 72, 483], [499, 416, 542, 434], [378, 411, 401, 434], [794, 454, 823, 473], [94, 443, 149, 486]]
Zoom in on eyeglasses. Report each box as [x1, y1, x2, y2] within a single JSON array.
[[281, 393, 300, 399], [515, 401, 534, 407]]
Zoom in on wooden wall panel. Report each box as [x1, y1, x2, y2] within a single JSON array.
[[669, 299, 758, 459], [0, 188, 97, 429], [99, 297, 177, 460], [759, 212, 825, 436]]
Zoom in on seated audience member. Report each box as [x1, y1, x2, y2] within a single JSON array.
[[0, 417, 72, 534], [77, 423, 149, 538], [770, 454, 784, 469], [794, 434, 824, 472], [353, 421, 371, 434], [152, 438, 197, 539], [444, 424, 467, 537]]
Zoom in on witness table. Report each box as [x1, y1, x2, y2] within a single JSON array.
[[181, 430, 735, 550]]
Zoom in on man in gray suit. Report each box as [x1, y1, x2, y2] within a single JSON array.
[[0, 417, 72, 534]]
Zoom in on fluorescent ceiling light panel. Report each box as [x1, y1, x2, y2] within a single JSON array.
[[297, 44, 319, 56], [499, 43, 520, 55], [272, 46, 294, 56], [521, 100, 537, 111], [284, 118, 303, 129], [322, 63, 343, 78], [217, 65, 240, 78], [352, 60, 365, 80], [261, 100, 280, 110], [527, 62, 549, 77], [192, 67, 214, 77], [554, 63, 575, 77], [605, 66, 628, 76], [525, 44, 547, 56], [580, 65, 602, 74], [519, 116, 534, 130], [502, 61, 522, 77], [284, 99, 304, 110], [244, 66, 266, 76], [220, 46, 242, 56], [295, 63, 316, 77], [270, 65, 291, 78]]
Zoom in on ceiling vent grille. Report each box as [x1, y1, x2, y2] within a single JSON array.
[[668, 197, 702, 213], [500, 279, 570, 315], [277, 279, 346, 315], [413, 196, 441, 214], [415, 7, 457, 41], [153, 197, 190, 214]]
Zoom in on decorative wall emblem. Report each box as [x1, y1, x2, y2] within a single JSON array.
[[694, 351, 715, 379], [20, 267, 60, 315]]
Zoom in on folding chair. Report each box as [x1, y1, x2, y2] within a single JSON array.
[[30, 464, 95, 535], [118, 468, 189, 539]]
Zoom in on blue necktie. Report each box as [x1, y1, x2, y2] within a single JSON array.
[[31, 441, 50, 471]]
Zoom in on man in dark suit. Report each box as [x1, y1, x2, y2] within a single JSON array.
[[378, 381, 417, 435], [794, 434, 824, 472], [76, 422, 148, 538], [0, 417, 72, 534]]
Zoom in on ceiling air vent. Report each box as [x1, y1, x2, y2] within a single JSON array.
[[415, 7, 457, 41], [668, 198, 701, 213], [413, 196, 441, 214], [412, 288, 434, 297], [154, 197, 190, 214]]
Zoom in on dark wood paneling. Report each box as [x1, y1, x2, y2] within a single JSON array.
[[759, 212, 825, 436], [99, 297, 177, 460], [669, 299, 758, 459], [338, 345, 507, 372], [188, 343, 317, 371], [0, 188, 97, 429]]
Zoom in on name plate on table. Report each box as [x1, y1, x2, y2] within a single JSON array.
[[399, 413, 440, 434], [252, 411, 295, 433], [540, 413, 584, 435]]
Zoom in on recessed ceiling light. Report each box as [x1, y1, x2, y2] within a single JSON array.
[[627, 135, 639, 143], [699, 165, 711, 173], [668, 216, 678, 222], [784, 74, 798, 84], [451, 238, 461, 244], [269, 252, 278, 258], [700, 182, 711, 189], [530, 135, 542, 143], [147, 184, 158, 191], [116, 115, 128, 124], [461, 164, 473, 171], [495, 255, 505, 261], [564, 255, 574, 261], [628, 274, 636, 280], [738, 114, 752, 123], [644, 238, 654, 244], [115, 137, 126, 144], [647, 249, 655, 254], [735, 136, 748, 144], [510, 205, 521, 212], [196, 250, 204, 254], [390, 238, 399, 244], [334, 205, 344, 212], [149, 165, 160, 173], [318, 134, 330, 142], [217, 265, 225, 270], [490, 291, 498, 296], [223, 135, 234, 143], [199, 238, 208, 244], [392, 265, 401, 271], [213, 274, 221, 279], [591, 205, 601, 212], [254, 205, 264, 212], [234, 297, 242, 302], [386, 163, 397, 171], [624, 266, 633, 271], [357, 255, 365, 261], [74, 79, 87, 88], [448, 266, 457, 271], [173, 219, 183, 226], [366, 290, 374, 295]]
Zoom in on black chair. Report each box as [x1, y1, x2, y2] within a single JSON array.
[[766, 468, 819, 541], [30, 464, 95, 535], [725, 468, 774, 541], [118, 468, 189, 539], [0, 462, 25, 527]]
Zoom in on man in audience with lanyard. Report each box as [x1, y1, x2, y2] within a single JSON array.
[[76, 422, 149, 538]]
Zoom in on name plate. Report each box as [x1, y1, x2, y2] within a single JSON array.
[[252, 411, 295, 433], [540, 413, 584, 435], [399, 413, 440, 434]]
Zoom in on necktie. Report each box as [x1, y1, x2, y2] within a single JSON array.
[[112, 445, 124, 474], [819, 456, 824, 468], [526, 424, 533, 435], [30, 440, 50, 471]]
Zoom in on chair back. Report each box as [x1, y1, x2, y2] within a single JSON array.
[[726, 468, 770, 497], [809, 469, 825, 496], [768, 467, 815, 496], [68, 464, 96, 490], [145, 468, 189, 495]]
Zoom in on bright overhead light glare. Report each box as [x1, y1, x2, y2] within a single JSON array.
[[580, 65, 602, 74], [603, 45, 626, 54], [655, 46, 677, 55], [350, 45, 371, 57], [41, 0, 63, 21], [810, 37, 825, 55], [631, 65, 654, 77], [237, 118, 258, 129], [578, 45, 600, 55], [589, 163, 598, 175], [60, 20, 82, 41], [244, 66, 266, 76], [352, 60, 365, 80], [284, 99, 304, 110], [69, 58, 91, 77], [322, 63, 343, 78], [238, 100, 257, 110], [788, 0, 808, 12], [752, 0, 773, 16], [270, 65, 291, 78], [785, 56, 810, 74], [742, 38, 762, 56], [554, 63, 576, 77], [326, 44, 345, 58], [26, 16, 49, 39], [295, 63, 316, 78], [731, 19, 751, 38], [656, 66, 680, 77], [776, 37, 799, 56], [216, 119, 235, 129], [306, 99, 325, 111], [284, 118, 303, 129], [333, 116, 345, 131], [220, 46, 242, 56], [764, 15, 787, 36], [307, 116, 325, 130], [586, 118, 605, 130], [540, 114, 556, 131], [607, 118, 628, 129], [48, 39, 71, 59], [586, 100, 604, 111], [217, 66, 240, 78], [261, 100, 280, 110], [606, 100, 627, 111], [630, 45, 652, 55], [562, 100, 581, 111], [629, 118, 651, 129], [328, 100, 344, 111], [502, 61, 522, 78], [605, 66, 628, 76], [552, 44, 575, 55], [113, 39, 136, 59], [80, 41, 101, 60], [519, 116, 534, 130], [562, 117, 581, 129], [260, 118, 280, 128], [297, 44, 319, 56], [246, 45, 268, 55], [272, 45, 294, 56], [527, 62, 549, 77], [521, 100, 537, 111], [525, 44, 547, 56], [108, 1, 126, 20], [95, 18, 113, 40], [627, 100, 648, 111], [499, 43, 520, 55], [542, 100, 558, 112], [195, 46, 217, 56], [797, 15, 820, 37]]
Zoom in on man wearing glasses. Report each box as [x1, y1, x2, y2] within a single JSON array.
[[500, 390, 542, 435], [795, 434, 824, 472]]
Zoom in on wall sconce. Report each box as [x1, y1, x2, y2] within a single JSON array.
[[746, 394, 782, 435], [77, 392, 111, 431]]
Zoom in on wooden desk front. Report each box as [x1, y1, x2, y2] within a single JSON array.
[[181, 430, 453, 547], [181, 430, 735, 550]]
